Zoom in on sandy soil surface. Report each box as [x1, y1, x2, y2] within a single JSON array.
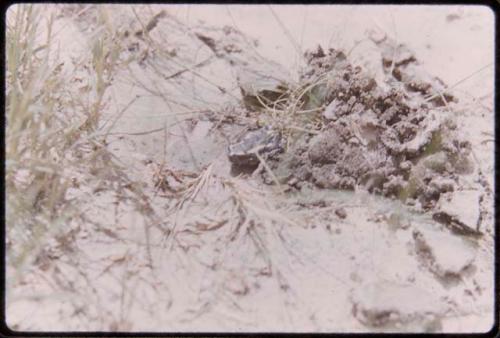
[[5, 4, 495, 333]]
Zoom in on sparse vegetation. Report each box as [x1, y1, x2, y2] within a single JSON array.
[[5, 4, 149, 282]]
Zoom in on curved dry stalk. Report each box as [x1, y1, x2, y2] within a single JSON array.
[[254, 151, 284, 194], [225, 178, 298, 228], [288, 74, 330, 115], [423, 63, 493, 103]]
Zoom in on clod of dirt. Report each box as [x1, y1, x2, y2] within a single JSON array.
[[373, 37, 455, 107], [307, 127, 343, 164], [432, 190, 483, 237], [201, 25, 479, 216], [350, 281, 445, 332], [412, 228, 476, 285], [335, 207, 347, 219], [273, 155, 309, 185], [254, 43, 475, 212], [306, 121, 394, 192]]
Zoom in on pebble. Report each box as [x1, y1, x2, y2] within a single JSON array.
[[335, 207, 347, 219]]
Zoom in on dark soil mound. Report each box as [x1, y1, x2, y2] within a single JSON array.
[[262, 43, 473, 210]]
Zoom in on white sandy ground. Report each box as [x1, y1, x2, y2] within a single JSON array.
[[5, 4, 495, 333]]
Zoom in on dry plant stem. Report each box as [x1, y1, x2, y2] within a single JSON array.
[[347, 38, 374, 58], [224, 5, 269, 62], [163, 165, 214, 251], [289, 74, 330, 116], [123, 64, 197, 111], [6, 6, 73, 274], [140, 24, 237, 98], [388, 11, 398, 79], [267, 5, 302, 57], [253, 92, 322, 135], [255, 93, 287, 114], [101, 95, 140, 136], [288, 125, 320, 135], [147, 79, 201, 171], [254, 151, 283, 194], [162, 56, 215, 80], [52, 5, 92, 38], [423, 62, 493, 103]]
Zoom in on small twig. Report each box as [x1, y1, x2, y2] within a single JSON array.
[[134, 10, 167, 37], [388, 10, 398, 78], [268, 5, 302, 57], [101, 95, 140, 137], [424, 63, 493, 103], [162, 56, 214, 81], [104, 126, 166, 137], [287, 125, 320, 135], [254, 151, 284, 194]]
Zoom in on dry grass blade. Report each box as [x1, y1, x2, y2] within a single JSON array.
[[5, 4, 131, 280], [254, 151, 285, 194], [267, 5, 302, 57], [225, 178, 299, 228], [424, 63, 493, 103]]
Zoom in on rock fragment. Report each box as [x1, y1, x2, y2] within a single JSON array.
[[351, 281, 445, 332], [433, 190, 483, 237], [412, 228, 476, 284]]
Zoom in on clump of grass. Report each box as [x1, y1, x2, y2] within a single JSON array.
[[5, 4, 129, 279], [249, 74, 329, 155], [6, 5, 70, 271]]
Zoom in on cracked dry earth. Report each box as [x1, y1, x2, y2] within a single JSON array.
[[6, 5, 494, 333]]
